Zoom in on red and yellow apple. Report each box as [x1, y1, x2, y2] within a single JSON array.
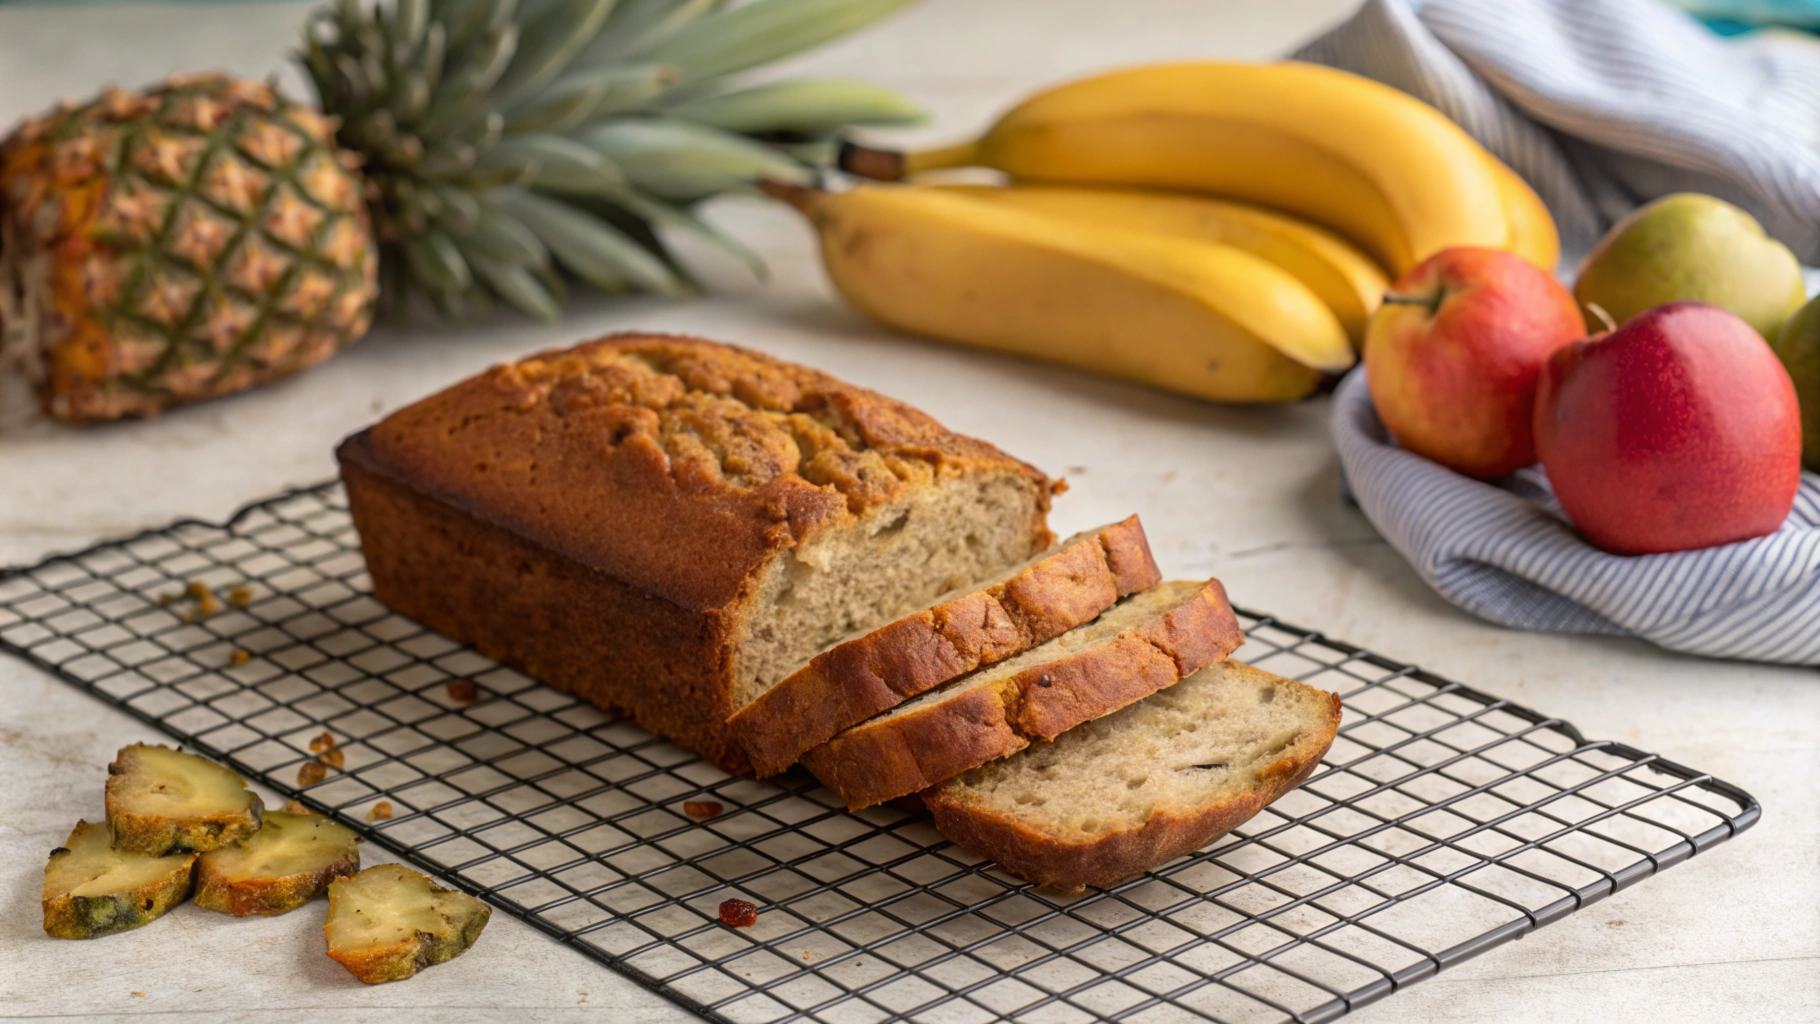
[[1535, 302, 1802, 555], [1365, 247, 1584, 478]]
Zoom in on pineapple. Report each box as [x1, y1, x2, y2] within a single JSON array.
[[0, 0, 923, 422], [0, 75, 376, 422]]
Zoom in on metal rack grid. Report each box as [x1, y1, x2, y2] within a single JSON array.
[[0, 482, 1757, 1024]]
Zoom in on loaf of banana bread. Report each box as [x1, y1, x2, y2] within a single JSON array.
[[337, 334, 1056, 772]]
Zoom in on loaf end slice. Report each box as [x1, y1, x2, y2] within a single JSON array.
[[800, 579, 1244, 810], [925, 660, 1342, 892], [731, 516, 1161, 777]]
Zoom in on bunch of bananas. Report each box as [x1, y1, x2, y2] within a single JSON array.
[[785, 61, 1560, 404]]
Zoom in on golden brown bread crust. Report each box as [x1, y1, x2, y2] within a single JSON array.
[[729, 516, 1161, 777], [800, 580, 1244, 810], [339, 334, 1053, 772], [341, 451, 750, 767], [924, 689, 1342, 892], [351, 333, 1051, 612]]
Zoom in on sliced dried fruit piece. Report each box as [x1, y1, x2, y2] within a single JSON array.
[[106, 744, 262, 855], [43, 820, 196, 939], [195, 811, 359, 916], [324, 865, 490, 984]]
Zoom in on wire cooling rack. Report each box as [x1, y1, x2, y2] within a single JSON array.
[[0, 482, 1757, 1024]]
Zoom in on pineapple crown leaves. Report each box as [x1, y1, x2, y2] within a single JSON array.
[[298, 0, 926, 320]]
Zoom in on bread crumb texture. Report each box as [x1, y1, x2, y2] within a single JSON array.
[[941, 660, 1336, 840]]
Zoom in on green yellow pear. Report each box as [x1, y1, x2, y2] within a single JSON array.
[[1574, 193, 1805, 341], [1772, 296, 1820, 472]]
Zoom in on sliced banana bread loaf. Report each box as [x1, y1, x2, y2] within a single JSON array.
[[730, 516, 1161, 777], [800, 579, 1244, 809], [339, 334, 1055, 772], [925, 659, 1342, 892]]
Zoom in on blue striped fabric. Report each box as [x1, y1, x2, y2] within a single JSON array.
[[1296, 0, 1820, 262], [1332, 371, 1820, 664]]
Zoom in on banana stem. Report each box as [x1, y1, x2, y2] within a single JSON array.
[[837, 140, 980, 180], [837, 141, 909, 181], [902, 141, 979, 175], [759, 179, 826, 218]]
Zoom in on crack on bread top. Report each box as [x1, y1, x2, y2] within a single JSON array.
[[487, 340, 942, 509]]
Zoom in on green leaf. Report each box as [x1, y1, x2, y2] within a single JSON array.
[[576, 0, 720, 65], [417, 24, 520, 139], [462, 246, 564, 320], [576, 116, 809, 200], [391, 68, 434, 124], [430, 182, 483, 233], [503, 64, 676, 134], [499, 190, 688, 295], [444, 0, 517, 56], [664, 77, 926, 135], [466, 201, 552, 266], [493, 0, 621, 103], [611, 187, 765, 278], [404, 231, 474, 291], [418, 22, 447, 95], [475, 133, 625, 194], [390, 0, 429, 55], [635, 0, 913, 82]]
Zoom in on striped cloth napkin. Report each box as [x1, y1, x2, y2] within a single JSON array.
[[1302, 0, 1820, 664], [1296, 0, 1820, 262], [1331, 373, 1820, 664]]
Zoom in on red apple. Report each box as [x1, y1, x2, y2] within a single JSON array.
[[1365, 247, 1585, 478], [1535, 301, 1801, 555]]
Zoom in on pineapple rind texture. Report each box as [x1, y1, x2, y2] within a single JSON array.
[[105, 742, 264, 856], [324, 864, 491, 984], [0, 74, 378, 422], [195, 810, 360, 916], [43, 820, 198, 939]]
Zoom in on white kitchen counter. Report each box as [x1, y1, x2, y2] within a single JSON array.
[[0, 2, 1814, 1021]]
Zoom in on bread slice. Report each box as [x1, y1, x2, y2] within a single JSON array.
[[925, 660, 1342, 892], [800, 579, 1243, 810], [43, 820, 197, 939], [195, 810, 360, 916], [325, 865, 491, 984], [106, 743, 262, 855], [730, 516, 1161, 777]]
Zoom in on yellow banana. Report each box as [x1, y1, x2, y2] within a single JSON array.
[[876, 61, 1511, 275], [1486, 155, 1560, 271], [935, 183, 1389, 346], [771, 184, 1355, 404]]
